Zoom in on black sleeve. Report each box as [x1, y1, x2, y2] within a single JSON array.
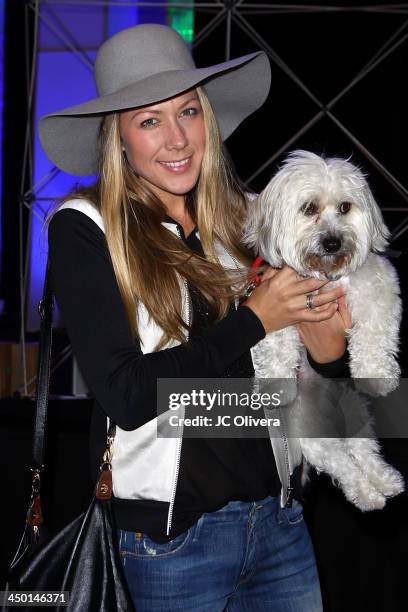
[[47, 209, 265, 430], [307, 346, 351, 378]]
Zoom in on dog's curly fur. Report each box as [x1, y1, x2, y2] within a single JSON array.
[[244, 150, 405, 510]]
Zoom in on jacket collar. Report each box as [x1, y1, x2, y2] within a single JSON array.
[[161, 215, 239, 272], [161, 214, 198, 239], [163, 213, 179, 225]]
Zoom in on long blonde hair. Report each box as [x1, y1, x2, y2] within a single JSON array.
[[45, 86, 256, 350]]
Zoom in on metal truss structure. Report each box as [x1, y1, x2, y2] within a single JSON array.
[[16, 0, 408, 396]]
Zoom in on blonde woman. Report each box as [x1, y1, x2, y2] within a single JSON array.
[[41, 24, 350, 611]]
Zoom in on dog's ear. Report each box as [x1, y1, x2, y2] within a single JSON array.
[[363, 184, 390, 253], [243, 179, 285, 267]]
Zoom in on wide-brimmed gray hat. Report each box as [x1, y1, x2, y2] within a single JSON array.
[[38, 23, 271, 176]]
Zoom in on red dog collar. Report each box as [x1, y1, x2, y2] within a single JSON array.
[[240, 256, 265, 305]]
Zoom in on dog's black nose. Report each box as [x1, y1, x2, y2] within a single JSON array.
[[322, 236, 341, 253]]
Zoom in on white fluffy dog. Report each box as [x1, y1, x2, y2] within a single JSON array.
[[244, 150, 405, 510]]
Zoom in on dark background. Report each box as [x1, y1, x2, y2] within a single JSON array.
[[1, 2, 408, 611], [195, 0, 408, 377]]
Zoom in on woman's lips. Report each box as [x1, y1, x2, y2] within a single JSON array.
[[158, 156, 192, 173]]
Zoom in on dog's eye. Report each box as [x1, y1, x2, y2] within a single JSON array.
[[339, 201, 352, 214], [300, 201, 318, 216]]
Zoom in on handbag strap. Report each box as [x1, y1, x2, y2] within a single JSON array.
[[28, 255, 116, 524], [32, 255, 54, 470]]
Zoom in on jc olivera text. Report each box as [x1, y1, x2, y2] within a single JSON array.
[[168, 414, 281, 428]]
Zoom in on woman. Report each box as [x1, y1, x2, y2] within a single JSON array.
[[41, 23, 350, 611]]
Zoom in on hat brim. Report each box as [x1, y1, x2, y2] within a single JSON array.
[[39, 51, 271, 176]]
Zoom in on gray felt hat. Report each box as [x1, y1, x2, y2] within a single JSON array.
[[38, 23, 271, 176]]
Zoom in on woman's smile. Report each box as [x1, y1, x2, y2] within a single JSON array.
[[158, 156, 193, 173]]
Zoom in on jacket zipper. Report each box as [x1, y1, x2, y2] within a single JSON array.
[[166, 226, 191, 536], [166, 235, 293, 534], [277, 406, 293, 507], [227, 249, 293, 507]]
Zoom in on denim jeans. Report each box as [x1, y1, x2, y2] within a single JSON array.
[[116, 494, 323, 611]]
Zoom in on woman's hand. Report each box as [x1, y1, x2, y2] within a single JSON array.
[[296, 294, 353, 364], [243, 265, 346, 335]]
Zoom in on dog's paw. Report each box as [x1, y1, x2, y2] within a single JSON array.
[[330, 473, 386, 511], [345, 438, 405, 499], [366, 464, 405, 498], [353, 377, 399, 397], [349, 487, 387, 512]]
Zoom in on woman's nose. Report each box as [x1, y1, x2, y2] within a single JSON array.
[[165, 119, 188, 150]]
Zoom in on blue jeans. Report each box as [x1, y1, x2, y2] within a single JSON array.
[[116, 495, 323, 611]]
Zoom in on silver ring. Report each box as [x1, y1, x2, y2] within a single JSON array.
[[306, 294, 314, 309]]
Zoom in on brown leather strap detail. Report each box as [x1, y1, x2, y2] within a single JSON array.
[[27, 494, 43, 526], [95, 468, 112, 500]]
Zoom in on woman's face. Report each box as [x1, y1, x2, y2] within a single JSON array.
[[119, 89, 206, 210]]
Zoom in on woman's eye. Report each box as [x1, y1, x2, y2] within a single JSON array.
[[339, 201, 352, 214], [300, 201, 318, 216], [140, 117, 158, 128], [182, 107, 198, 117]]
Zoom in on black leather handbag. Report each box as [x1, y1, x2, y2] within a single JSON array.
[[2, 256, 135, 611]]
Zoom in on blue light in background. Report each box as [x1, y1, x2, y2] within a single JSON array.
[[29, 1, 194, 331], [106, 1, 139, 38], [30, 48, 98, 331]]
